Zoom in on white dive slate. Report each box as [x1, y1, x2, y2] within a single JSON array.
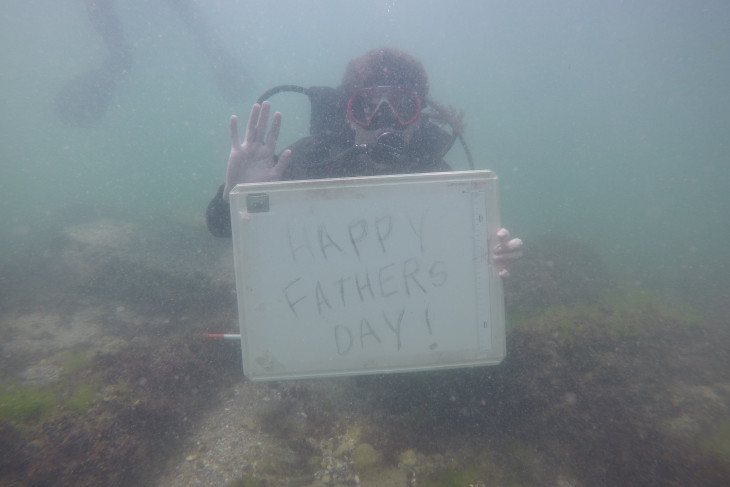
[[229, 170, 506, 380]]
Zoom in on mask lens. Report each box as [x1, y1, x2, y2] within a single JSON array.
[[347, 90, 378, 125], [347, 87, 421, 126], [387, 89, 421, 124]]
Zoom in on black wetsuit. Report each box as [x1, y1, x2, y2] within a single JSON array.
[[206, 125, 452, 238]]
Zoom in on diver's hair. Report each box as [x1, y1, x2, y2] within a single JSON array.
[[341, 48, 429, 99]]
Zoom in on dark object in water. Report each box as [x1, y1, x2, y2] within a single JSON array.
[[54, 0, 248, 126], [165, 0, 249, 103], [53, 58, 126, 127], [54, 0, 130, 126]]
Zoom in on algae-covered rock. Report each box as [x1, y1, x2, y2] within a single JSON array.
[[399, 448, 418, 466], [256, 445, 307, 475], [352, 442, 382, 470], [0, 381, 58, 423]]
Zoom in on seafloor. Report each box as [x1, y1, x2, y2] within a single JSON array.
[[1, 214, 729, 486]]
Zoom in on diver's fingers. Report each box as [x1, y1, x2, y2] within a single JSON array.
[[504, 238, 523, 252], [494, 228, 523, 278], [495, 228, 523, 253], [243, 103, 261, 145], [497, 228, 510, 245], [265, 112, 283, 150], [493, 244, 524, 263], [229, 115, 241, 149], [493, 239, 524, 269], [255, 101, 271, 144], [494, 237, 523, 255]]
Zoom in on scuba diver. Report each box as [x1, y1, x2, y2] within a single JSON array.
[[206, 48, 522, 276]]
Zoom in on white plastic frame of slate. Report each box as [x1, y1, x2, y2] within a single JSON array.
[[229, 170, 505, 380]]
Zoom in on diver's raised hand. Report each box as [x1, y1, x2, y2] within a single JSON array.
[[223, 101, 292, 200], [493, 228, 524, 278]]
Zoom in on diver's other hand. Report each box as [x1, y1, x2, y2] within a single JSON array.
[[223, 101, 292, 200], [493, 228, 523, 278]]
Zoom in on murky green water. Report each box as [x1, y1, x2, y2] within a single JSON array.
[[2, 1, 729, 279]]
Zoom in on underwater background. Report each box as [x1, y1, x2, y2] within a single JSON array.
[[1, 1, 729, 486], [1, 0, 729, 278]]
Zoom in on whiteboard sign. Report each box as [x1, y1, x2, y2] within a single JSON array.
[[229, 170, 505, 380]]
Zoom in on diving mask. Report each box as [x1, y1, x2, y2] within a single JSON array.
[[347, 86, 422, 127]]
